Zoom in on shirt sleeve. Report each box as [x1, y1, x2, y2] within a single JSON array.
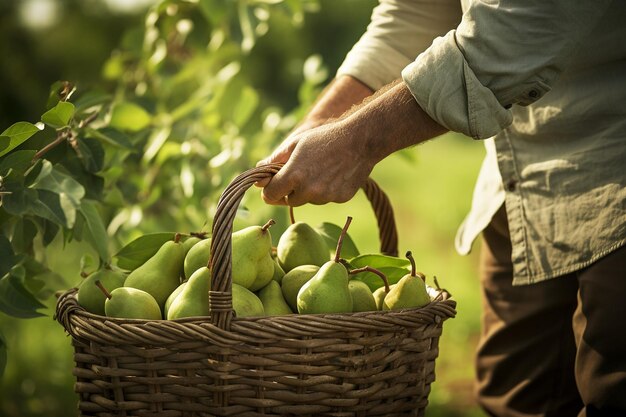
[[401, 0, 614, 139], [336, 0, 462, 91]]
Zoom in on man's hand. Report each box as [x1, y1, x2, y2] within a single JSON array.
[[260, 119, 375, 206]]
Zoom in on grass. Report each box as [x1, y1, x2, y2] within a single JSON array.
[[0, 132, 488, 416]]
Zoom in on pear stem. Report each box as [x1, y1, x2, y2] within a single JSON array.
[[95, 280, 112, 300], [289, 206, 295, 225], [334, 216, 353, 263], [174, 233, 182, 243], [261, 218, 276, 232], [406, 251, 416, 277], [349, 266, 390, 292], [189, 231, 209, 239]]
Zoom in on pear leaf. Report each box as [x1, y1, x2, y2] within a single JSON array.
[[41, 101, 75, 128], [0, 271, 46, 318], [315, 222, 359, 259], [0, 122, 42, 157], [349, 253, 410, 269], [114, 232, 176, 271], [79, 200, 109, 262]]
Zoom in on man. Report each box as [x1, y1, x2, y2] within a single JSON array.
[[256, 1, 626, 416]]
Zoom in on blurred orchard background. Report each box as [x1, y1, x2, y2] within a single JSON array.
[[0, 0, 487, 416]]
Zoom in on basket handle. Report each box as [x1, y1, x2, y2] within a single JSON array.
[[208, 163, 398, 329]]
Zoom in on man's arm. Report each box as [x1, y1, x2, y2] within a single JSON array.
[[260, 81, 447, 207]]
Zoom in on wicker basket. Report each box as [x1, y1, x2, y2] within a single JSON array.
[[56, 164, 456, 417]]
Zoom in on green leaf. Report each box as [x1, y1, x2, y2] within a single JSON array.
[[85, 127, 133, 150], [30, 161, 85, 209], [0, 150, 37, 178], [74, 137, 104, 173], [315, 222, 359, 259], [352, 266, 410, 292], [0, 122, 42, 158], [114, 232, 176, 271], [0, 234, 15, 279], [30, 189, 76, 228], [41, 101, 75, 128], [0, 270, 46, 318], [0, 331, 6, 376], [349, 253, 410, 270], [79, 200, 109, 262], [0, 136, 9, 153], [11, 218, 38, 253], [109, 102, 151, 132]]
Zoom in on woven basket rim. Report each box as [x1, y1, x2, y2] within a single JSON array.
[[58, 288, 456, 323]]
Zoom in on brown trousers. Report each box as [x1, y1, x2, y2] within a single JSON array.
[[475, 205, 626, 417]]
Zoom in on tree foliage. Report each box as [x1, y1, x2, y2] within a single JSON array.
[[0, 0, 328, 374]]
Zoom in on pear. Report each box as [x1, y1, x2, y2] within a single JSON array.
[[77, 269, 126, 315], [297, 217, 354, 314], [164, 281, 187, 318], [183, 236, 202, 254], [382, 251, 431, 311], [348, 280, 377, 312], [167, 267, 211, 319], [347, 266, 391, 312], [281, 265, 319, 312], [124, 238, 186, 309], [231, 220, 274, 289], [373, 284, 395, 310], [271, 259, 286, 284], [277, 222, 328, 272], [257, 281, 292, 316], [183, 237, 212, 279], [247, 256, 275, 292], [232, 283, 265, 317], [96, 281, 161, 320]]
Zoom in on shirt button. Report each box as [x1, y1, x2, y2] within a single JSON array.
[[506, 179, 517, 192], [528, 89, 539, 98]]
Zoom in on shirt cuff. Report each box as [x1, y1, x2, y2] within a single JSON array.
[[401, 30, 513, 140]]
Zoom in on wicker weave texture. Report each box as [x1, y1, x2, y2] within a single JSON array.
[[59, 290, 455, 417]]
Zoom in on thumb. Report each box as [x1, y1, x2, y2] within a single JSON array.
[[261, 164, 296, 206]]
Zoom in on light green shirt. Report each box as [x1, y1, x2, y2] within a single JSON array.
[[337, 0, 626, 285]]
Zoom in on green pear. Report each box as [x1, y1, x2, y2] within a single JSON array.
[[77, 269, 126, 315], [167, 267, 211, 319], [272, 259, 285, 284], [296, 217, 354, 315], [277, 222, 328, 272], [231, 220, 274, 289], [382, 252, 430, 311], [373, 284, 395, 310], [96, 281, 161, 320], [281, 265, 319, 312], [183, 237, 212, 279], [247, 256, 275, 292], [257, 281, 293, 316], [124, 239, 186, 309], [183, 236, 202, 254], [164, 281, 187, 318], [297, 261, 352, 314], [348, 280, 377, 312], [232, 283, 264, 317]]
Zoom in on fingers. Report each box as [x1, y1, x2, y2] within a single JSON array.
[[261, 164, 298, 206]]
